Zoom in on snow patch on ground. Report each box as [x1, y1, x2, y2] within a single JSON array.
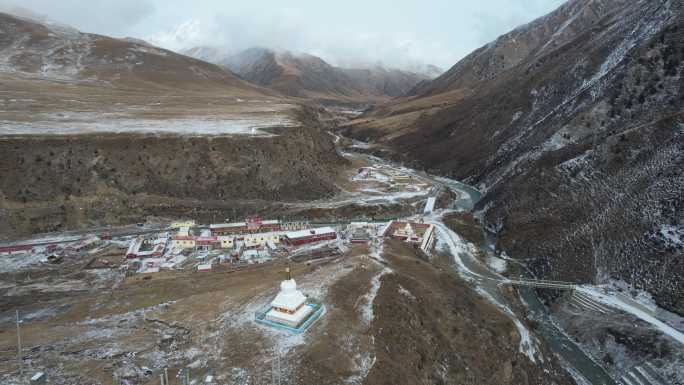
[[359, 267, 393, 327], [542, 130, 576, 151], [476, 286, 542, 363], [369, 238, 385, 262], [605, 279, 659, 314], [351, 140, 371, 149], [0, 115, 294, 136], [289, 238, 340, 257], [576, 286, 684, 346], [558, 150, 593, 180], [345, 335, 377, 385], [398, 285, 416, 301], [486, 255, 507, 273], [431, 221, 481, 281], [510, 111, 523, 124], [659, 224, 683, 247], [0, 252, 46, 273], [512, 318, 540, 363]]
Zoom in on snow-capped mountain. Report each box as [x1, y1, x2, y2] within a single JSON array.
[[183, 46, 432, 102]]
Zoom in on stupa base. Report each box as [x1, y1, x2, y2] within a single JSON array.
[[255, 302, 324, 333]]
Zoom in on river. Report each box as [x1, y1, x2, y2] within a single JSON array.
[[347, 149, 616, 385]]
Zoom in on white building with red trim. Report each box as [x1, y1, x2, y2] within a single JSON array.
[[281, 227, 337, 247]]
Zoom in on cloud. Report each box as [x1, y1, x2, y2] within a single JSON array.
[[0, 0, 155, 36], [2, 0, 567, 72], [146, 10, 463, 70]]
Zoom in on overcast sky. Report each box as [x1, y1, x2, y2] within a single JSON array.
[[0, 0, 566, 71]]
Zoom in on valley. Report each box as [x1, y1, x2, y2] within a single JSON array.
[[2, 140, 683, 385], [0, 146, 589, 385], [342, 0, 684, 332], [1, 1, 683, 384]]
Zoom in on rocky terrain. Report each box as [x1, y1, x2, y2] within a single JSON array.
[[341, 0, 684, 317], [184, 47, 432, 104]]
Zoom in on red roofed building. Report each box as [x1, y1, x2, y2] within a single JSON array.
[[282, 227, 337, 247], [195, 236, 219, 250], [0, 245, 34, 255], [382, 220, 435, 253], [210, 217, 281, 236]]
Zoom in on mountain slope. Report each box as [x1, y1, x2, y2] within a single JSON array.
[[0, 13, 348, 238], [410, 0, 631, 96], [342, 0, 684, 315], [342, 66, 430, 99], [229, 48, 361, 99], [184, 46, 430, 103], [0, 12, 267, 95]]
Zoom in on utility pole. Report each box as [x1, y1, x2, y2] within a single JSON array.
[[271, 341, 281, 385], [16, 310, 22, 377], [276, 341, 281, 385], [271, 354, 275, 385]]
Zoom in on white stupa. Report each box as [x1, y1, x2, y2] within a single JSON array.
[[265, 268, 314, 328]]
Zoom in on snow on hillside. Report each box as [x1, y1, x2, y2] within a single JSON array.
[[147, 19, 206, 52], [0, 115, 294, 136]]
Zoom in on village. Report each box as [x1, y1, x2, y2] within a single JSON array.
[[2, 150, 680, 385], [0, 213, 439, 384], [0, 161, 438, 279], [0, 159, 450, 384], [0, 215, 436, 277]]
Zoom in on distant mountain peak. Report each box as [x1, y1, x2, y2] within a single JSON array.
[[183, 46, 433, 102]]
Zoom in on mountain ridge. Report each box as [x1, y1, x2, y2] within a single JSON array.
[[183, 46, 437, 103], [341, 0, 684, 316], [0, 12, 269, 95]]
